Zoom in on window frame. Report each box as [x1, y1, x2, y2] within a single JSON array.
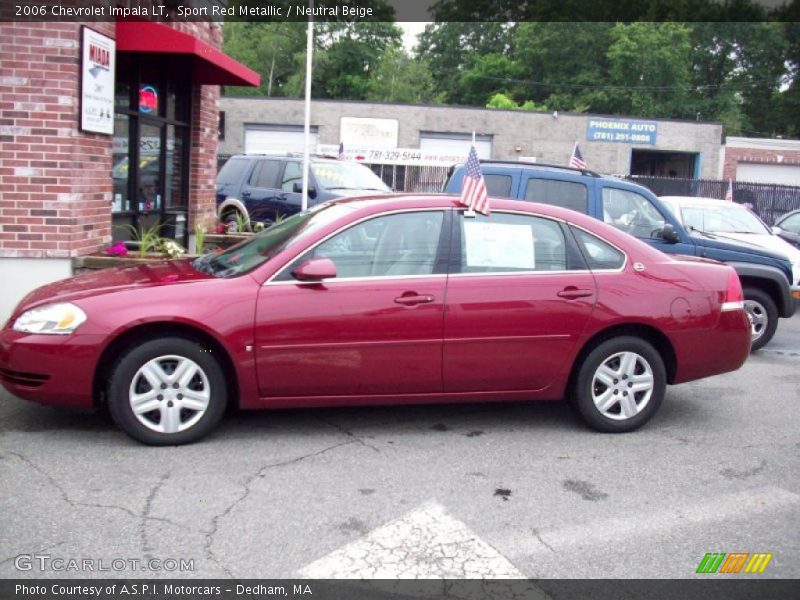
[[267, 208, 453, 284]]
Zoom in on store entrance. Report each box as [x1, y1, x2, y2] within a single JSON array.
[[630, 149, 697, 178], [112, 54, 191, 247]]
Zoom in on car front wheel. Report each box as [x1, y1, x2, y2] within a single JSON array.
[[573, 336, 666, 433], [742, 287, 778, 352], [108, 337, 227, 445]]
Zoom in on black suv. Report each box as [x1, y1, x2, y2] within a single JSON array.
[[445, 161, 799, 350], [216, 154, 391, 230]]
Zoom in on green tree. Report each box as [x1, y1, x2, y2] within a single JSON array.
[[511, 22, 614, 112], [415, 22, 514, 104], [458, 53, 519, 106], [365, 48, 443, 104], [222, 22, 307, 97], [606, 23, 693, 118]]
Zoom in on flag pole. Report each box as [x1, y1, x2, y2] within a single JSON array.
[[301, 0, 314, 212]]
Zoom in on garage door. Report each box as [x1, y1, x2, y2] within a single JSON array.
[[244, 126, 319, 155], [736, 162, 800, 186], [419, 133, 492, 161]]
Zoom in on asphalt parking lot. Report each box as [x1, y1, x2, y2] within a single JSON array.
[[1, 316, 798, 580]]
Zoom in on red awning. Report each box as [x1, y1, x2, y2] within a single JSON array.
[[115, 22, 260, 87]]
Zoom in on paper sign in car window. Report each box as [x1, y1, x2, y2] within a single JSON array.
[[464, 221, 535, 269]]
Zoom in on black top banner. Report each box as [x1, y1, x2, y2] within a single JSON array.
[[1, 0, 799, 22]]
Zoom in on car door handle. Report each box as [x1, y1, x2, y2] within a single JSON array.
[[241, 191, 251, 198], [557, 287, 594, 299], [394, 294, 434, 306]]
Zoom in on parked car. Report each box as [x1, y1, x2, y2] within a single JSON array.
[[1, 195, 750, 445], [444, 161, 799, 351], [772, 209, 800, 249], [660, 196, 800, 347], [216, 154, 391, 230]]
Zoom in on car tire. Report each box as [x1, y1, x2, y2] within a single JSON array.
[[573, 336, 666, 433], [222, 211, 247, 233], [742, 287, 778, 352], [107, 337, 227, 445]]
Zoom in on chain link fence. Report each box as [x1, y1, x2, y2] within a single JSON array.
[[626, 175, 800, 226]]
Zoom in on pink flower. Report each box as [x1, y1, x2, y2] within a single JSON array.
[[105, 242, 128, 257]]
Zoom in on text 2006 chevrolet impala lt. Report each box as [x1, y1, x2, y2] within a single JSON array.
[[1, 196, 751, 445]]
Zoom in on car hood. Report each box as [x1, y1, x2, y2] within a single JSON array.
[[690, 231, 791, 262], [15, 259, 214, 314], [706, 232, 800, 264]]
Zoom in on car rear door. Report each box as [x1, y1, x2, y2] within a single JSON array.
[[442, 210, 596, 392], [240, 159, 283, 222], [255, 209, 450, 399]]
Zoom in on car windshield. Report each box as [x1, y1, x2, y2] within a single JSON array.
[[193, 203, 354, 278], [311, 162, 391, 192], [679, 204, 770, 235]]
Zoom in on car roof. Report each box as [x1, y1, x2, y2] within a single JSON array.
[[454, 160, 601, 178]]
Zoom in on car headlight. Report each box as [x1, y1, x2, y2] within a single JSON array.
[[12, 303, 87, 335]]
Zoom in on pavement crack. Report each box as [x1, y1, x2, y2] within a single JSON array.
[[314, 415, 381, 453], [7, 451, 75, 508], [531, 528, 557, 554], [140, 472, 171, 560], [203, 440, 356, 578]]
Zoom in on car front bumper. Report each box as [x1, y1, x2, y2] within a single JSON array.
[[0, 328, 103, 407]]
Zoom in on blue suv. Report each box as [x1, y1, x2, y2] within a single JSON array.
[[216, 154, 391, 230], [445, 161, 799, 350]]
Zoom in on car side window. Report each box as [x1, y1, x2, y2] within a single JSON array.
[[279, 211, 445, 280], [484, 174, 513, 198], [779, 213, 800, 233], [249, 160, 281, 189], [571, 227, 626, 270], [281, 162, 303, 192], [457, 212, 567, 273], [525, 179, 588, 214], [601, 188, 665, 239]]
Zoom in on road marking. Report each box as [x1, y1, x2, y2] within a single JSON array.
[[497, 486, 800, 555], [758, 348, 800, 360], [296, 501, 539, 584]]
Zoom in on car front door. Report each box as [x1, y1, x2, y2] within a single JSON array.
[[443, 210, 596, 392], [255, 209, 449, 399], [600, 185, 697, 256]]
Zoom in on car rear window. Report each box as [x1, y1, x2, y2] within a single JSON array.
[[217, 158, 250, 187], [525, 179, 588, 213], [484, 174, 513, 198]]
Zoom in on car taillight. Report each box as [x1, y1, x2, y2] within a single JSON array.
[[721, 270, 744, 311]]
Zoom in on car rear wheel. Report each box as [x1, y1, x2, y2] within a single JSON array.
[[108, 337, 227, 445], [573, 336, 666, 433], [742, 287, 777, 352]]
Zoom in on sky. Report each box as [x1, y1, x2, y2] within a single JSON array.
[[400, 22, 428, 52]]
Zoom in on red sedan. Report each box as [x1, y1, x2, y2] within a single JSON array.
[[0, 196, 750, 445]]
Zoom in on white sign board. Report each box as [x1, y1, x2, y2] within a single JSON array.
[[318, 144, 471, 166], [81, 27, 115, 135], [464, 222, 535, 270], [340, 117, 398, 149]]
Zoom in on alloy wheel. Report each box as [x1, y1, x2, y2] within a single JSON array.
[[743, 299, 768, 342], [128, 354, 210, 434], [591, 351, 654, 420]]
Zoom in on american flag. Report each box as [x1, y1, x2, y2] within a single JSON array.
[[724, 178, 733, 202], [460, 145, 490, 215], [569, 143, 587, 170], [337, 142, 345, 161]]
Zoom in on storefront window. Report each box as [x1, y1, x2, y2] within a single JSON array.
[[165, 125, 185, 209], [113, 56, 190, 245], [112, 114, 130, 213]]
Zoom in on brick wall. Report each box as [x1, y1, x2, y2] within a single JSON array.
[[0, 20, 224, 257], [723, 147, 800, 181], [189, 83, 221, 232], [0, 21, 115, 259]]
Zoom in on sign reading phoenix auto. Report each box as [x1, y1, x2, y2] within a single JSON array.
[[81, 27, 115, 135], [587, 118, 658, 145]]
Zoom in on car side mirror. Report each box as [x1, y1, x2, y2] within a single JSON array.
[[292, 258, 336, 282], [660, 223, 680, 244], [292, 181, 317, 198], [772, 226, 781, 235]]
